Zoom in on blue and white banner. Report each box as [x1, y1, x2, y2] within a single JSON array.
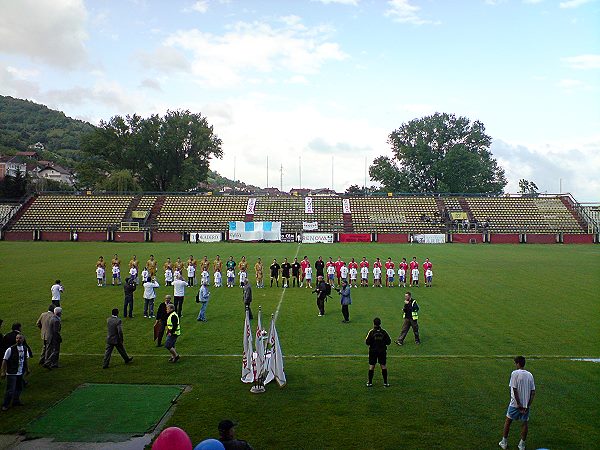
[[412, 233, 446, 244], [305, 196, 314, 214], [229, 221, 282, 241]]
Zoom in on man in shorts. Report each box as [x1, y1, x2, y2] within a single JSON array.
[[499, 356, 536, 450], [365, 317, 392, 387]]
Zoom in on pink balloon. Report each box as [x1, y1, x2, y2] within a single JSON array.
[[152, 426, 193, 450]]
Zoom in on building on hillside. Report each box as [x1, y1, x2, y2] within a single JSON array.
[[310, 188, 338, 196], [289, 188, 311, 196], [16, 151, 39, 160], [37, 163, 75, 186], [0, 155, 27, 180], [28, 142, 45, 151]]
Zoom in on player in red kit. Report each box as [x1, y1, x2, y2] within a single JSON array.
[[409, 256, 419, 285], [422, 258, 432, 282], [300, 255, 310, 287], [334, 257, 345, 286], [398, 257, 408, 288]]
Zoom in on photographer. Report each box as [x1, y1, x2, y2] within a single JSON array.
[[123, 277, 136, 318], [312, 275, 329, 317], [337, 280, 352, 323]]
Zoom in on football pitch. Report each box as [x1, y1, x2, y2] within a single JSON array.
[[0, 241, 599, 449]]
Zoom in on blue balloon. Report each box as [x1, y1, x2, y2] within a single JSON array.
[[194, 439, 225, 450]]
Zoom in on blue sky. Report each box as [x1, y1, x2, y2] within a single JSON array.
[[1, 0, 598, 200]]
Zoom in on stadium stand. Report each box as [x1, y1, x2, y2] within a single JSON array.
[[154, 195, 247, 232], [351, 197, 443, 233], [9, 194, 134, 231]]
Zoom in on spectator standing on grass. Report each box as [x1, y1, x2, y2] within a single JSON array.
[[218, 419, 254, 450], [165, 304, 181, 363], [143, 276, 160, 319], [197, 282, 210, 322], [45, 307, 62, 369], [313, 275, 328, 316], [395, 292, 420, 346], [103, 308, 133, 369], [1, 323, 33, 360], [242, 281, 253, 320], [51, 280, 64, 307], [499, 356, 536, 450], [123, 277, 136, 318], [36, 305, 55, 366], [1, 334, 29, 411], [365, 317, 391, 387], [172, 274, 189, 317], [338, 280, 352, 323], [155, 295, 172, 347]]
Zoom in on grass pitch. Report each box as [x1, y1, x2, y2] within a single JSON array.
[[0, 241, 599, 449]]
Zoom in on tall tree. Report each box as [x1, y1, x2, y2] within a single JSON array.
[[518, 179, 539, 195], [81, 110, 222, 191], [370, 113, 507, 194]]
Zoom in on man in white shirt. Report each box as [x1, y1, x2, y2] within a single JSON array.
[[172, 275, 189, 317], [143, 277, 160, 318], [499, 356, 536, 450], [1, 334, 29, 411], [50, 280, 63, 307]]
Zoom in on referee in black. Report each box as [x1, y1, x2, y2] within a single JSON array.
[[365, 317, 392, 387]]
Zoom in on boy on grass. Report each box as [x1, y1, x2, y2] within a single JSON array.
[[96, 266, 105, 287]]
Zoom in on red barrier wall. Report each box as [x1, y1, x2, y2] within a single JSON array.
[[490, 234, 520, 244], [153, 232, 182, 242], [77, 232, 107, 241], [41, 231, 71, 241], [526, 234, 556, 244], [377, 234, 409, 243], [3, 231, 33, 241], [451, 234, 483, 244], [339, 233, 371, 243], [563, 234, 594, 244], [114, 232, 145, 242]]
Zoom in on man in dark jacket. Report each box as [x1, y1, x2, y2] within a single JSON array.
[[365, 317, 392, 387], [1, 323, 33, 359], [155, 295, 172, 347], [313, 275, 329, 317], [242, 282, 253, 319], [395, 291, 420, 346], [103, 308, 133, 368], [123, 277, 137, 318]]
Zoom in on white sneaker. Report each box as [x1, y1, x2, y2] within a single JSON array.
[[498, 439, 508, 450], [518, 441, 526, 450]]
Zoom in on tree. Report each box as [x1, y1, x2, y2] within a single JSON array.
[[370, 113, 507, 194], [518, 179, 538, 196], [80, 110, 222, 191]]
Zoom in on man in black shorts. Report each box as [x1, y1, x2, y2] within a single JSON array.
[[365, 317, 392, 387], [291, 257, 301, 287], [281, 258, 292, 288], [314, 256, 325, 279], [269, 259, 281, 288]]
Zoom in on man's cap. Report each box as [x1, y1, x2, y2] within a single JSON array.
[[54, 307, 62, 314], [218, 419, 237, 432]]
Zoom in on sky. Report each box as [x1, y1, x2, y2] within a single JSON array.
[[0, 0, 599, 201]]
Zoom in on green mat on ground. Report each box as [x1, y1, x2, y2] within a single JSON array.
[[26, 383, 185, 442]]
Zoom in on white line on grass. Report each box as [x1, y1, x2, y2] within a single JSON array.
[[62, 353, 600, 360], [273, 242, 302, 321]]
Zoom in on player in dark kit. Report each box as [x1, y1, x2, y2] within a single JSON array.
[[365, 317, 392, 387], [291, 258, 301, 287], [281, 258, 292, 288]]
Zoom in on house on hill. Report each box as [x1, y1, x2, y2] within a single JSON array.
[[0, 155, 27, 180], [37, 163, 75, 186]]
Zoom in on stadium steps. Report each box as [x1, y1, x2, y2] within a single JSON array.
[[4, 194, 36, 230], [123, 195, 142, 221], [458, 197, 475, 222], [560, 196, 588, 232], [146, 195, 166, 228], [342, 213, 353, 232]]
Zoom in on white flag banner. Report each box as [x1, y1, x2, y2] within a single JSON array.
[[413, 233, 446, 244], [302, 232, 334, 244], [305, 196, 314, 214], [246, 198, 257, 215], [265, 316, 286, 387], [302, 221, 318, 231], [254, 309, 266, 383], [342, 198, 351, 214], [241, 308, 254, 383]]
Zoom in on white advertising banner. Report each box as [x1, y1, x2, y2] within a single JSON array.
[[303, 221, 318, 231], [190, 232, 222, 242], [342, 198, 351, 214], [304, 196, 314, 214], [412, 234, 446, 244], [228, 221, 281, 241], [302, 232, 334, 244], [246, 198, 257, 215]]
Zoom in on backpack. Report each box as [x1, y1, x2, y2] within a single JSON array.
[[324, 283, 332, 296]]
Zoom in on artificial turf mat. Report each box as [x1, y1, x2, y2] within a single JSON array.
[[25, 383, 185, 442]]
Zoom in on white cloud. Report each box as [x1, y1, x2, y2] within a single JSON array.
[[137, 46, 192, 73], [312, 0, 359, 5], [139, 78, 162, 91], [189, 0, 209, 13], [562, 54, 600, 69], [559, 0, 594, 8], [385, 0, 438, 25], [158, 18, 347, 87], [0, 0, 88, 69]]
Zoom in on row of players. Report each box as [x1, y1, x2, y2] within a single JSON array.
[[95, 255, 434, 289]]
